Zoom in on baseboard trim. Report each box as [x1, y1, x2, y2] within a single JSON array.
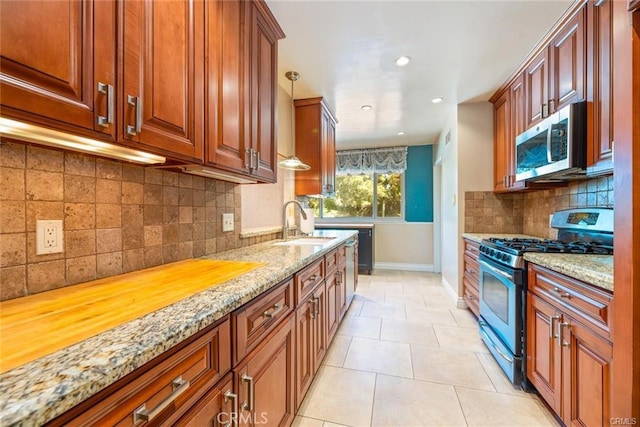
[[373, 262, 434, 272], [441, 276, 466, 308]]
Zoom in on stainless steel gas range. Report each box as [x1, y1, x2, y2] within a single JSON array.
[[477, 207, 614, 390]]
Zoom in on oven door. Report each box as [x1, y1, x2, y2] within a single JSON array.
[[478, 257, 523, 356]]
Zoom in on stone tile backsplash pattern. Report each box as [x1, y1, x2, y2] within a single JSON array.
[[465, 175, 613, 239], [0, 141, 279, 301]]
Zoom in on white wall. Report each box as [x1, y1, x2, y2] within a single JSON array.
[[374, 223, 434, 271], [436, 102, 494, 302], [241, 85, 296, 232]]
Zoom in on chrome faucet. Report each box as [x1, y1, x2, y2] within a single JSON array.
[[282, 200, 308, 241]]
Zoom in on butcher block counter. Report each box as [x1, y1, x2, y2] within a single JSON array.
[[0, 230, 356, 426]]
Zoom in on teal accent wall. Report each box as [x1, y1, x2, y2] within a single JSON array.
[[405, 145, 433, 222]]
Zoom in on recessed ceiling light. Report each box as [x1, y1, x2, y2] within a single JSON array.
[[432, 97, 444, 104], [395, 56, 411, 66], [397, 131, 405, 135], [361, 105, 373, 111]]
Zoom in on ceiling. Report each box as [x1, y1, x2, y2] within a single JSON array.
[[267, 0, 573, 150]]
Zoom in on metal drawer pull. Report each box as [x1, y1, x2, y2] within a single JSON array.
[[263, 303, 282, 319], [241, 374, 255, 411], [127, 95, 142, 135], [553, 287, 571, 298], [309, 274, 319, 282], [133, 376, 190, 423], [97, 82, 114, 127], [479, 326, 513, 363], [224, 390, 238, 427]]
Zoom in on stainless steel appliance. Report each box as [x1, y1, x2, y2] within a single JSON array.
[[515, 101, 587, 183], [344, 238, 356, 308], [478, 207, 613, 390]]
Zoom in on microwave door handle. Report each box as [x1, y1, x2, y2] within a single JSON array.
[[546, 123, 554, 163]]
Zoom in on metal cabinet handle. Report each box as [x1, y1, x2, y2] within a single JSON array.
[[557, 321, 570, 347], [541, 103, 548, 119], [126, 95, 142, 135], [97, 82, 114, 127], [254, 150, 260, 173], [336, 270, 343, 284], [245, 148, 252, 172], [553, 287, 571, 299], [263, 303, 282, 319], [224, 389, 238, 427], [133, 376, 190, 423], [549, 315, 560, 338], [549, 99, 555, 114], [310, 298, 317, 319], [241, 374, 254, 412]]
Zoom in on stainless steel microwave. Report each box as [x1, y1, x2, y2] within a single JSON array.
[[515, 101, 587, 182]]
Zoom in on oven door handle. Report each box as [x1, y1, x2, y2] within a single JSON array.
[[479, 322, 514, 364], [479, 259, 513, 281]]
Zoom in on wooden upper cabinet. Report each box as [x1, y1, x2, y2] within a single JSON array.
[[0, 0, 116, 140], [205, 0, 250, 174], [586, 0, 615, 175], [508, 73, 528, 191], [121, 0, 204, 161], [549, 7, 586, 113], [525, 47, 550, 128], [205, 0, 283, 183], [493, 89, 511, 192], [294, 97, 338, 197]]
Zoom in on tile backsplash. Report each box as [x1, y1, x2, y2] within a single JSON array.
[[465, 175, 613, 239], [0, 141, 279, 301]]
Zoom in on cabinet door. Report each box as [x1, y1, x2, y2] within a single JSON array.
[[493, 89, 511, 192], [325, 271, 341, 345], [549, 7, 586, 113], [527, 293, 562, 414], [205, 0, 250, 174], [295, 296, 315, 409], [337, 265, 348, 320], [312, 282, 327, 371], [235, 314, 295, 427], [121, 0, 203, 161], [321, 109, 337, 195], [0, 0, 116, 140], [509, 73, 528, 191], [587, 0, 614, 175], [525, 47, 550, 128], [561, 317, 612, 427], [174, 374, 234, 427], [248, 1, 281, 183]]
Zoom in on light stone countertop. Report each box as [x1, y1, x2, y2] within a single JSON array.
[[0, 229, 356, 427], [524, 253, 613, 292], [461, 233, 613, 292]]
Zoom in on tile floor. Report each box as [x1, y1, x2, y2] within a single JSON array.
[[293, 270, 559, 427]]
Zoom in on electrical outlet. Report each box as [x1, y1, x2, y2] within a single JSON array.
[[222, 213, 234, 232], [36, 220, 64, 255]]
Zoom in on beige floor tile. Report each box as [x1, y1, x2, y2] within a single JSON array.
[[298, 366, 375, 426], [456, 386, 558, 426], [360, 301, 406, 320], [292, 416, 325, 427], [354, 289, 386, 304], [403, 283, 445, 296], [405, 306, 459, 326], [412, 345, 496, 391], [323, 423, 350, 427], [337, 315, 381, 339], [449, 307, 479, 328], [423, 293, 457, 309], [433, 324, 490, 353], [475, 352, 534, 398], [380, 318, 439, 347], [345, 299, 364, 317], [384, 293, 427, 308], [322, 334, 352, 367], [369, 282, 404, 294], [372, 374, 467, 427], [344, 337, 413, 378]]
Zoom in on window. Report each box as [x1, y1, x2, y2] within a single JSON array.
[[308, 172, 403, 219]]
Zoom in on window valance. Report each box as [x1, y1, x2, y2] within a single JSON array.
[[336, 146, 408, 175]]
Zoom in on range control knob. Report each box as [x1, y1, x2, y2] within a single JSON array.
[[504, 254, 512, 263], [489, 249, 495, 257]]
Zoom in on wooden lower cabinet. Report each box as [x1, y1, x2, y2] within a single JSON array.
[[325, 270, 342, 345], [527, 264, 612, 426], [462, 239, 480, 317], [233, 313, 296, 427], [295, 282, 327, 408]]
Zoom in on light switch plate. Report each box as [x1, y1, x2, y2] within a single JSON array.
[[36, 220, 64, 254], [222, 213, 234, 232]]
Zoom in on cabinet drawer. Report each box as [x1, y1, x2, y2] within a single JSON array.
[[463, 253, 480, 284], [232, 278, 294, 365], [463, 282, 479, 317], [61, 318, 231, 426], [295, 258, 325, 305], [325, 249, 338, 274], [464, 240, 480, 260], [528, 264, 612, 339]]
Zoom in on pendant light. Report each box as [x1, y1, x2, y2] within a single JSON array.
[[278, 71, 311, 171]]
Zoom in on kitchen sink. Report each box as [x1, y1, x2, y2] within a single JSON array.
[[272, 237, 336, 246]]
